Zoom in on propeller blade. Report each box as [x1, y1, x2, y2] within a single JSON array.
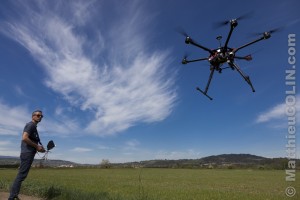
[[175, 27, 189, 37], [213, 11, 253, 28], [251, 27, 283, 36], [181, 53, 189, 64], [269, 27, 282, 34], [236, 11, 253, 21], [183, 52, 190, 58], [212, 21, 229, 29]]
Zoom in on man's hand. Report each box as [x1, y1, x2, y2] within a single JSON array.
[[37, 145, 46, 153], [22, 132, 46, 152]]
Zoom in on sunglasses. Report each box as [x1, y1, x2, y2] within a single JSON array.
[[34, 114, 44, 118]]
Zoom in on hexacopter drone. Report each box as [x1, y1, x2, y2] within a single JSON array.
[[181, 15, 278, 100]]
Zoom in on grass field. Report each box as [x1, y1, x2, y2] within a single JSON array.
[[0, 168, 299, 200]]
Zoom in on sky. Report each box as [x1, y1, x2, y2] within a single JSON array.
[[0, 0, 299, 164]]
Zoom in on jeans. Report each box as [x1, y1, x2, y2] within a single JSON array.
[[8, 152, 36, 200]]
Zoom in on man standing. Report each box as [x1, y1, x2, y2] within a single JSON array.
[[8, 110, 46, 200]]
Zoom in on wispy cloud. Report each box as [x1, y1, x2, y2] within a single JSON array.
[[0, 141, 12, 146], [155, 149, 202, 160], [14, 85, 26, 97], [0, 140, 20, 156], [256, 95, 300, 124], [71, 147, 93, 153], [97, 145, 114, 150], [0, 100, 78, 137], [256, 103, 286, 123], [0, 0, 177, 136], [0, 101, 28, 136], [123, 139, 140, 151]]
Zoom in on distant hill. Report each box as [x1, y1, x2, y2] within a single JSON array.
[[114, 154, 298, 170], [200, 154, 266, 164], [0, 154, 298, 169], [0, 156, 78, 168], [0, 156, 18, 159]]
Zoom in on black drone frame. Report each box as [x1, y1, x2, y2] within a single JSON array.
[[182, 18, 273, 100]]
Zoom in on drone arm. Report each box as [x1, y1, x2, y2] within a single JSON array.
[[234, 55, 252, 61], [224, 25, 235, 51], [186, 37, 213, 53], [233, 36, 266, 53], [182, 57, 208, 64]]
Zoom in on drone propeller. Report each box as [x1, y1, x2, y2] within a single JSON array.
[[213, 12, 253, 28], [181, 53, 189, 64], [175, 27, 194, 44], [175, 27, 189, 37], [251, 27, 283, 37], [176, 27, 213, 53], [235, 12, 253, 21], [268, 27, 282, 34]]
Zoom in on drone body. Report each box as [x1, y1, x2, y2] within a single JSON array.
[[182, 18, 274, 100]]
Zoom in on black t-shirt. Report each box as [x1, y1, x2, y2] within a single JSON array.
[[21, 121, 40, 153]]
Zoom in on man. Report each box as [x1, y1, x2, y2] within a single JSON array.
[[8, 110, 46, 200]]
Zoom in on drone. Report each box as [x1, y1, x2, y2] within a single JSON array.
[[181, 16, 278, 100]]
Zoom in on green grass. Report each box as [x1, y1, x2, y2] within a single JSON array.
[[0, 168, 299, 200]]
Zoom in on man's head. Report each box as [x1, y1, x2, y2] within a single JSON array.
[[32, 110, 43, 123]]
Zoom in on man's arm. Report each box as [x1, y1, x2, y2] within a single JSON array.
[[22, 132, 45, 152]]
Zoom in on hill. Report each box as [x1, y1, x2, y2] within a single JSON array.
[[116, 154, 294, 169], [1, 154, 298, 169], [0, 156, 77, 168]]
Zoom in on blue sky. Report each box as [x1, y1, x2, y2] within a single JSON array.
[[0, 0, 299, 164]]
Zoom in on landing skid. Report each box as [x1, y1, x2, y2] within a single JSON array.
[[228, 62, 256, 93], [196, 87, 213, 100]]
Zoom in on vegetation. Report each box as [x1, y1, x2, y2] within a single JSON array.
[[1, 154, 298, 170], [1, 154, 298, 199], [0, 168, 299, 200]]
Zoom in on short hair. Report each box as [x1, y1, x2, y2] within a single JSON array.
[[32, 110, 43, 116]]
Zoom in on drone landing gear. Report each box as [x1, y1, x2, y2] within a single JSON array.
[[229, 62, 255, 92], [196, 66, 215, 100], [196, 87, 213, 100]]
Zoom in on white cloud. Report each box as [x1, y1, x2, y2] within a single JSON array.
[[123, 139, 140, 151], [0, 101, 28, 136], [0, 100, 78, 137], [256, 95, 300, 123], [155, 149, 202, 160], [14, 85, 26, 97], [126, 139, 140, 147], [256, 103, 286, 123], [97, 145, 114, 150], [0, 0, 177, 136], [71, 147, 93, 153], [0, 140, 13, 146], [0, 140, 20, 157]]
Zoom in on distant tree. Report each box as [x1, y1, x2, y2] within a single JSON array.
[[100, 159, 111, 168], [39, 160, 44, 168]]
